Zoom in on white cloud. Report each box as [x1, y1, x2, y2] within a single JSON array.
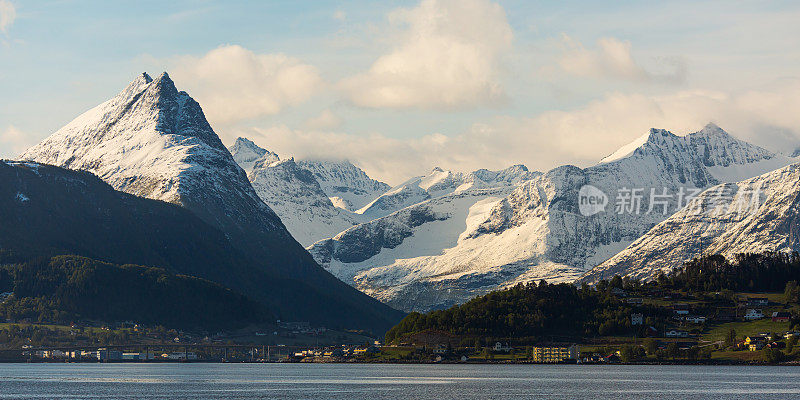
[[333, 10, 346, 22], [226, 80, 800, 184], [304, 109, 343, 130], [339, 0, 512, 110], [171, 45, 323, 124], [0, 126, 32, 158], [0, 0, 15, 34], [559, 35, 686, 83]]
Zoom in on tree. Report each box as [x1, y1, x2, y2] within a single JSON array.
[[481, 347, 494, 360], [787, 336, 798, 353], [666, 342, 679, 360], [644, 339, 658, 356], [609, 275, 624, 289], [619, 344, 636, 363], [725, 328, 737, 348], [762, 348, 783, 364], [785, 281, 800, 304]]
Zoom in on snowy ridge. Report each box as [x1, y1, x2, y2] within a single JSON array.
[[582, 161, 800, 282], [296, 159, 390, 212], [308, 165, 540, 311], [355, 165, 537, 220], [310, 124, 794, 312], [228, 137, 278, 172], [248, 156, 361, 247], [228, 137, 389, 245], [19, 72, 302, 260]]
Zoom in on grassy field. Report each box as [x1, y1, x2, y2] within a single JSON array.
[[703, 319, 792, 342]]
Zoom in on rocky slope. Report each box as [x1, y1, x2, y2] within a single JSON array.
[[228, 138, 388, 246], [311, 124, 793, 312], [18, 73, 403, 332], [248, 157, 361, 246], [297, 159, 390, 212], [582, 161, 800, 282], [355, 165, 535, 220], [229, 137, 278, 172]]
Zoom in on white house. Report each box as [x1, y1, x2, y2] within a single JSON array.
[[494, 342, 512, 352], [631, 313, 644, 326], [673, 304, 690, 315], [685, 316, 706, 324], [665, 330, 689, 338], [744, 309, 764, 320]]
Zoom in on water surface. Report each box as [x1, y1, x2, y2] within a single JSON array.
[[0, 363, 797, 399]]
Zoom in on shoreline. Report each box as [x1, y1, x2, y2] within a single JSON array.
[[2, 359, 798, 366]]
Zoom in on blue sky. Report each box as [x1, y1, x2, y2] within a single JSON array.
[[2, 0, 799, 183]]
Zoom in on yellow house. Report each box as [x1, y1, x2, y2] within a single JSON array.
[[532, 345, 580, 363]]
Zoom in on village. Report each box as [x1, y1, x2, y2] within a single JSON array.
[[7, 284, 800, 365]]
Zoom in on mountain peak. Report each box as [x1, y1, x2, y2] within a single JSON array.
[[696, 122, 727, 137], [149, 71, 178, 95], [119, 72, 153, 99], [232, 137, 266, 154], [137, 72, 153, 84], [229, 137, 279, 172]]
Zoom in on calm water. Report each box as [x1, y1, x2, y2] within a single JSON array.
[[0, 363, 798, 399]]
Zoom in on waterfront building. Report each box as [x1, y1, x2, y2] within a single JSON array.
[[532, 345, 579, 363]]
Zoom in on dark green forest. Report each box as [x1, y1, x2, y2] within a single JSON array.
[[655, 252, 800, 294], [0, 255, 269, 331], [386, 252, 800, 343]]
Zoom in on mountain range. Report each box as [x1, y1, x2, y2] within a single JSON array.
[[582, 161, 800, 282], [11, 71, 800, 324], [301, 124, 793, 311], [17, 72, 403, 333], [228, 138, 388, 246]]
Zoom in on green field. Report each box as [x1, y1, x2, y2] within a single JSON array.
[[703, 319, 791, 342]]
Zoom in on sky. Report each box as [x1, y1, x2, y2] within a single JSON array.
[[1, 0, 799, 184]]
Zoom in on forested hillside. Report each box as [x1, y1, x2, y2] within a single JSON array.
[[0, 255, 268, 331], [386, 252, 800, 344]]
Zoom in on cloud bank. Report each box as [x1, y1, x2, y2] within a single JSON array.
[[228, 79, 800, 184], [558, 35, 686, 83], [339, 0, 512, 110], [0, 126, 31, 158], [0, 0, 15, 34], [171, 45, 323, 124]]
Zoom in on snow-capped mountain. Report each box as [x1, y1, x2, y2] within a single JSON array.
[[310, 124, 793, 312], [582, 161, 800, 282], [19, 72, 404, 332], [21, 72, 284, 240], [296, 159, 390, 212], [229, 137, 278, 172], [356, 165, 536, 220], [228, 137, 389, 245], [308, 164, 540, 309], [248, 156, 361, 246]]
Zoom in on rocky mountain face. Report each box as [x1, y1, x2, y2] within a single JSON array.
[[310, 124, 793, 312], [296, 159, 390, 212], [19, 73, 403, 333], [307, 165, 541, 311], [229, 137, 278, 172], [355, 165, 537, 221], [228, 138, 389, 246], [248, 157, 361, 247], [582, 161, 800, 282]]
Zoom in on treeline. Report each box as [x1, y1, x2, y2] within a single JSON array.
[[386, 252, 800, 344], [656, 252, 800, 294], [385, 280, 652, 344], [0, 255, 270, 331]]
